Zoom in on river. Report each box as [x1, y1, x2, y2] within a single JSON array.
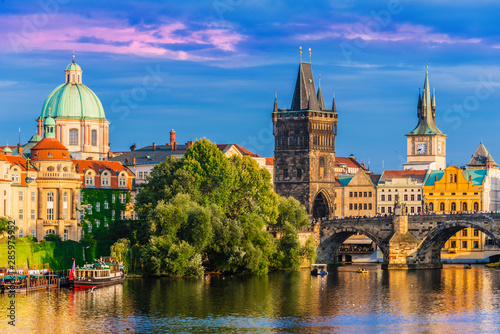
[[2, 265, 500, 333]]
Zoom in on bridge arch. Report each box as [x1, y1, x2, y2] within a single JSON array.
[[415, 220, 499, 267], [317, 226, 389, 264]]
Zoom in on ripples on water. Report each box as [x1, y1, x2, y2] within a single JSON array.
[[2, 265, 500, 333]]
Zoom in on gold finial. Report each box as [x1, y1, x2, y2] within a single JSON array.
[[72, 51, 75, 62], [299, 46, 302, 62], [309, 48, 312, 63], [48, 106, 51, 117], [275, 89, 277, 99]]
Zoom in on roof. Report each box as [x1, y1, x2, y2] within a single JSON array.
[[265, 157, 274, 166], [109, 144, 189, 165], [406, 70, 445, 136], [66, 60, 82, 71], [30, 138, 71, 160], [335, 156, 363, 169], [217, 144, 261, 157], [424, 170, 445, 186], [370, 174, 382, 184], [73, 160, 134, 189], [463, 169, 487, 185], [467, 142, 497, 166], [338, 176, 353, 187], [379, 170, 428, 184]]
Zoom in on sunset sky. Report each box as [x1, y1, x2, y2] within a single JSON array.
[[2, 0, 500, 171]]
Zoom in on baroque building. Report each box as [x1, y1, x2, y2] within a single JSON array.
[[273, 59, 338, 218], [404, 69, 447, 170], [36, 56, 110, 160]]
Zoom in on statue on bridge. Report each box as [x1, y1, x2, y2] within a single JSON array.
[[394, 195, 407, 216], [422, 195, 429, 214]]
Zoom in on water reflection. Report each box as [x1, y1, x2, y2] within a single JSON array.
[[2, 265, 500, 333]]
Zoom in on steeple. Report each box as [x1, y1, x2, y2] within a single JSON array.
[[290, 62, 320, 111], [317, 75, 326, 110], [332, 89, 337, 113], [467, 141, 497, 168], [406, 67, 445, 136], [273, 91, 278, 113], [65, 53, 83, 84]]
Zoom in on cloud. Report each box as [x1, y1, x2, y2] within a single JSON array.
[[296, 23, 482, 45], [0, 14, 245, 61]]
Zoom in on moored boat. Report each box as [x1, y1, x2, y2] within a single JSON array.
[[311, 264, 328, 276], [72, 256, 125, 289], [356, 269, 369, 274], [464, 265, 471, 269], [485, 262, 499, 268]]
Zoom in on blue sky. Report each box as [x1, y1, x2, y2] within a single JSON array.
[[1, 0, 500, 172]]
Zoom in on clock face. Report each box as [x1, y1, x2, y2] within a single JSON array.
[[417, 143, 427, 154], [438, 143, 442, 154]]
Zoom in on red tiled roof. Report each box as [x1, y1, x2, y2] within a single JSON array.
[[30, 138, 71, 160], [265, 157, 274, 165], [379, 170, 427, 183], [335, 157, 363, 169], [217, 144, 261, 158], [73, 159, 134, 189], [370, 174, 382, 184]]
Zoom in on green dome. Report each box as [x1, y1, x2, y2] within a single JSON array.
[[29, 134, 42, 142], [40, 83, 106, 120], [44, 115, 56, 126], [66, 62, 82, 71], [4, 146, 11, 153]]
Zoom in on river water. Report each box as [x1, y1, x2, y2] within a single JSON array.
[[2, 265, 500, 333]]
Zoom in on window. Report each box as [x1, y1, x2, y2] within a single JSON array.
[[31, 191, 36, 201], [64, 229, 68, 241], [381, 207, 385, 213], [31, 229, 36, 238], [410, 207, 415, 214], [462, 229, 468, 237], [354, 203, 357, 210], [363, 203, 367, 210], [63, 208, 68, 220], [440, 202, 445, 211], [88, 224, 92, 233], [451, 202, 456, 211], [81, 229, 85, 238], [69, 128, 79, 145], [88, 204, 92, 214], [462, 202, 467, 211], [404, 194, 408, 201], [80, 210, 84, 220], [349, 203, 353, 210], [297, 169, 302, 179], [31, 209, 36, 220], [381, 195, 385, 201], [474, 202, 479, 212], [417, 194, 421, 201], [474, 229, 479, 237], [388, 195, 392, 201], [47, 191, 54, 220], [462, 241, 468, 249], [350, 192, 353, 198], [19, 209, 24, 219], [96, 219, 100, 228], [112, 210, 115, 220], [369, 192, 372, 197], [138, 171, 143, 179], [19, 190, 24, 201], [144, 171, 148, 178], [120, 211, 125, 220], [364, 192, 367, 197], [102, 172, 110, 187], [91, 130, 97, 146], [19, 229, 23, 237], [454, 174, 457, 183], [47, 208, 54, 220], [119, 193, 126, 204], [104, 200, 109, 209], [96, 202, 100, 212], [354, 192, 358, 198], [450, 241, 456, 248], [112, 195, 116, 203], [429, 202, 434, 211], [410, 194, 415, 201], [283, 169, 289, 179], [119, 176, 126, 187], [85, 172, 94, 186], [104, 217, 108, 228], [368, 203, 372, 210], [388, 207, 392, 214], [473, 241, 479, 249]]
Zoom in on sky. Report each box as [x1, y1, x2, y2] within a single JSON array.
[[1, 0, 500, 173]]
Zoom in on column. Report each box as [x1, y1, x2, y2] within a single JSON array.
[[72, 189, 77, 220], [58, 188, 63, 220], [38, 189, 44, 220]]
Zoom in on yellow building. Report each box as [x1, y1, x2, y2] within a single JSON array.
[[423, 166, 485, 261]]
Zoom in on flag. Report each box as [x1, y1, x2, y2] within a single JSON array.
[[69, 260, 75, 281]]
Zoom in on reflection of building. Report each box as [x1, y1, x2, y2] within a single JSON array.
[[36, 56, 109, 160], [404, 69, 447, 170], [273, 58, 338, 218], [377, 170, 427, 215]]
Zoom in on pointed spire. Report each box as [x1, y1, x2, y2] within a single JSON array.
[[273, 90, 278, 112], [332, 89, 337, 113], [317, 74, 326, 110], [290, 62, 319, 110], [431, 88, 436, 107]]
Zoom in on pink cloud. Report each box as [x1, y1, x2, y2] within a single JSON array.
[[296, 23, 481, 45], [1, 14, 245, 61]]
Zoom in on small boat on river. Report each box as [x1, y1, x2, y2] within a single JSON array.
[[72, 256, 125, 289], [356, 269, 369, 274], [485, 262, 499, 268], [464, 264, 472, 269], [311, 264, 328, 276]]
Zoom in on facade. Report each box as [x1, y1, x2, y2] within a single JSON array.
[[404, 69, 447, 170], [36, 56, 110, 160], [377, 170, 427, 215], [273, 60, 338, 218], [334, 169, 377, 218]]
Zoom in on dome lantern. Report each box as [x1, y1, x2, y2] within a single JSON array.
[[65, 53, 83, 84]]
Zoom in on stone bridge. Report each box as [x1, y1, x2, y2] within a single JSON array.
[[315, 212, 500, 269]]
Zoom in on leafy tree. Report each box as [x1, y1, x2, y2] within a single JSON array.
[[111, 238, 130, 272]]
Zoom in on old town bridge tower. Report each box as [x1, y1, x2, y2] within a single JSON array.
[[272, 59, 338, 218]]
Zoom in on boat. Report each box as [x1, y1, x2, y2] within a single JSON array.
[[485, 262, 499, 268], [72, 256, 125, 289], [356, 269, 369, 274], [311, 264, 328, 276], [464, 265, 472, 269]]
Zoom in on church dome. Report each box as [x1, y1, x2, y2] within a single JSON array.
[[39, 59, 106, 121]]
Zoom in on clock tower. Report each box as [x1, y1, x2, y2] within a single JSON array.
[[404, 68, 447, 170]]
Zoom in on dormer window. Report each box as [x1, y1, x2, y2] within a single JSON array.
[[85, 171, 94, 186], [101, 171, 110, 187], [119, 173, 126, 187]]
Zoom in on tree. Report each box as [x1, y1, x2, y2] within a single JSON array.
[[111, 238, 130, 272]]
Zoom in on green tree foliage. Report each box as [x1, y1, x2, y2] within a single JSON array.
[[111, 238, 130, 272], [129, 139, 311, 278]]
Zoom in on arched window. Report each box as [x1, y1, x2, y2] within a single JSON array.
[[454, 174, 457, 183], [462, 202, 467, 211], [45, 229, 55, 235], [451, 202, 456, 211], [450, 174, 453, 183], [474, 202, 479, 212], [69, 129, 79, 145], [63, 192, 68, 219], [429, 202, 434, 211], [91, 130, 97, 146], [67, 74, 70, 82], [440, 202, 445, 211], [319, 157, 326, 178], [72, 74, 75, 82]]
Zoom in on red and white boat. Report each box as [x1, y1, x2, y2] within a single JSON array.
[[71, 256, 125, 289]]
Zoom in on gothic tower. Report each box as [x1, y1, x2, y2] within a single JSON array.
[[404, 68, 447, 170], [273, 59, 338, 218]]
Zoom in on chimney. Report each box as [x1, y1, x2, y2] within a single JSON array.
[[153, 142, 156, 151], [132, 158, 136, 165], [187, 141, 193, 149], [18, 146, 23, 154], [170, 129, 176, 146], [125, 158, 129, 164]]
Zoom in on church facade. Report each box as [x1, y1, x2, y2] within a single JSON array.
[[272, 60, 338, 218]]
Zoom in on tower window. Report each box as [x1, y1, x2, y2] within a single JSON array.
[[319, 157, 326, 178], [69, 129, 79, 145], [91, 130, 97, 146]]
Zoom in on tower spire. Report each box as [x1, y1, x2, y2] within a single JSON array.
[[317, 74, 326, 110], [273, 90, 278, 113], [332, 89, 337, 113]]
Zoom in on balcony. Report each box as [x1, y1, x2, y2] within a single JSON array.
[[41, 220, 76, 226]]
